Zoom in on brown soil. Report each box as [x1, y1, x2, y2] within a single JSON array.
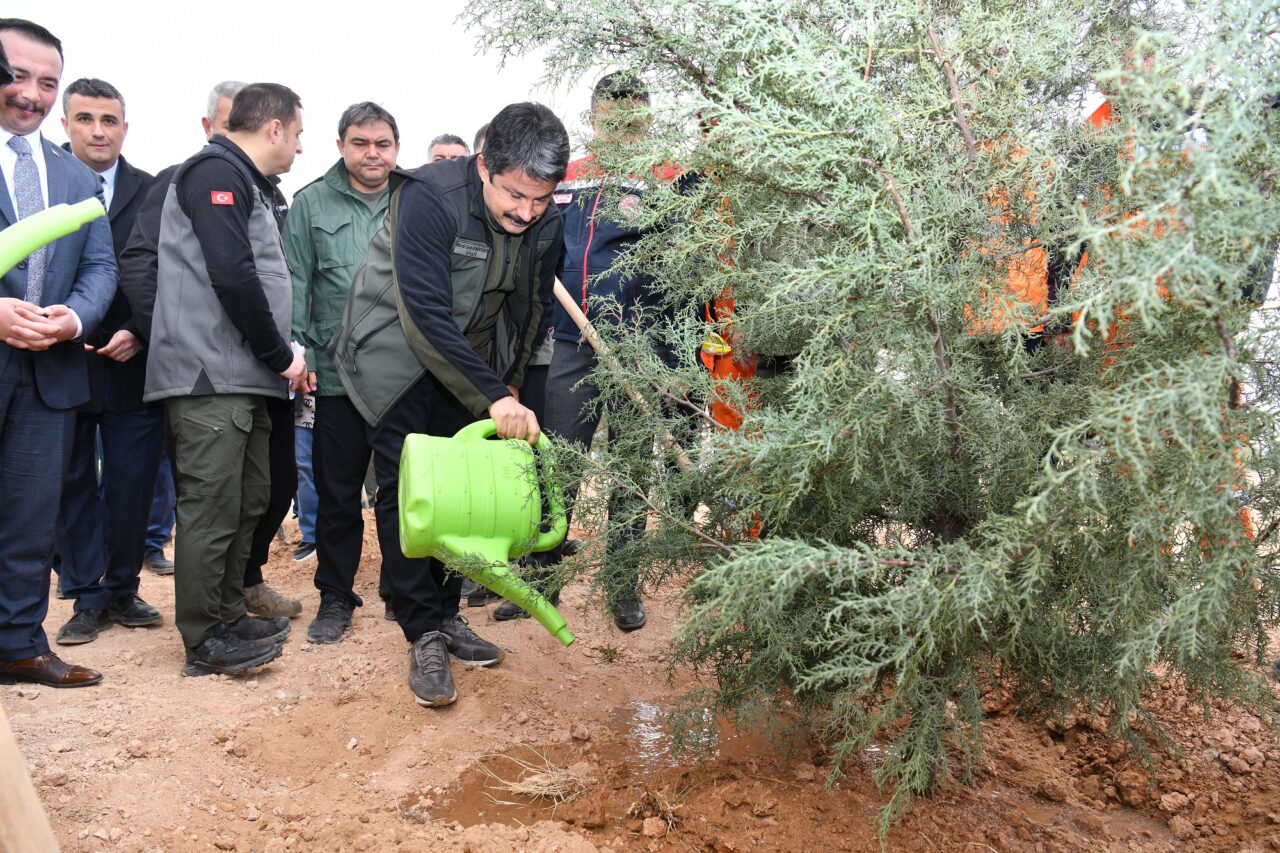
[[5, 512, 1280, 852]]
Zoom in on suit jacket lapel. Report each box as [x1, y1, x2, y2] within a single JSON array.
[[0, 171, 14, 226], [110, 156, 140, 219], [42, 138, 68, 274]]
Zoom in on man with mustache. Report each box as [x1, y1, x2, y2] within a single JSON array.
[[0, 18, 117, 688], [331, 102, 567, 707]]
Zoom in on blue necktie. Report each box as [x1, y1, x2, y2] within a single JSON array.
[[7, 135, 48, 305]]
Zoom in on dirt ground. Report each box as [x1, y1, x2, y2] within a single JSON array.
[[5, 513, 1280, 853]]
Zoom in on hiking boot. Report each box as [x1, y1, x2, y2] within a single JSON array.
[[243, 582, 303, 618], [612, 596, 647, 631], [408, 632, 456, 707], [108, 594, 162, 627], [307, 595, 354, 644], [142, 549, 174, 576], [182, 626, 281, 677], [292, 542, 317, 562], [493, 589, 559, 622], [226, 615, 291, 645], [462, 578, 499, 607], [55, 609, 111, 645], [439, 614, 504, 666]]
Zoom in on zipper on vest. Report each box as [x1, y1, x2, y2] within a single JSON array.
[[351, 315, 400, 374]]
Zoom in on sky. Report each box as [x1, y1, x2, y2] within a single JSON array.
[[8, 0, 596, 199]]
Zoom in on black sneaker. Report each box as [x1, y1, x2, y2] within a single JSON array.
[[108, 594, 162, 627], [408, 632, 456, 707], [226, 615, 291, 645], [612, 596, 647, 631], [142, 549, 174, 576], [55, 609, 111, 645], [439, 614, 504, 666], [307, 595, 354, 644], [292, 542, 317, 562], [462, 578, 500, 607], [493, 590, 560, 622], [182, 626, 281, 677]]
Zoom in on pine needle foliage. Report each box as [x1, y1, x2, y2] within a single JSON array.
[[464, 0, 1280, 831]]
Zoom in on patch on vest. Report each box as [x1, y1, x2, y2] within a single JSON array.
[[618, 194, 641, 220], [452, 238, 490, 260], [553, 192, 572, 205]]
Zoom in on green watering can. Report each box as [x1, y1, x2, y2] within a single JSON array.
[[0, 198, 106, 277], [399, 419, 573, 646]]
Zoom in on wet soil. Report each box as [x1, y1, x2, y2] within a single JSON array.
[[4, 512, 1280, 852]]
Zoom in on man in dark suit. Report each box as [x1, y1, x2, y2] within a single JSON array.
[[52, 77, 160, 645], [0, 19, 117, 687]]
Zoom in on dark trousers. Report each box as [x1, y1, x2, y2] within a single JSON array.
[[167, 394, 271, 649], [58, 404, 165, 611], [243, 397, 295, 589], [544, 342, 648, 565], [313, 394, 387, 607], [0, 353, 73, 660], [372, 374, 473, 643], [146, 446, 176, 553]]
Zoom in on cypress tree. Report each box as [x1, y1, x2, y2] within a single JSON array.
[[463, 0, 1280, 830]]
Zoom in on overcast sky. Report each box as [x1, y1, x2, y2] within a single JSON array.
[[9, 0, 595, 199]]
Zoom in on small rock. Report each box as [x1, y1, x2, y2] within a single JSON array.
[[41, 767, 68, 787], [51, 741, 73, 753], [1241, 747, 1266, 767], [1213, 728, 1237, 750], [346, 737, 358, 751], [642, 817, 667, 838], [1225, 756, 1252, 775], [570, 723, 591, 742], [794, 762, 817, 782], [126, 739, 148, 759], [109, 827, 122, 842], [16, 686, 39, 700], [1079, 776, 1101, 799], [1160, 792, 1190, 813], [1037, 779, 1069, 802], [92, 829, 108, 841], [1169, 816, 1196, 840], [1075, 810, 1107, 835], [515, 711, 529, 725], [246, 806, 260, 822], [1239, 716, 1263, 734], [213, 838, 235, 851]]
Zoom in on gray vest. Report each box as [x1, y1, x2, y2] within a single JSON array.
[[144, 165, 291, 402]]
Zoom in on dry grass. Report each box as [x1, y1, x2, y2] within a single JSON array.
[[479, 752, 592, 806]]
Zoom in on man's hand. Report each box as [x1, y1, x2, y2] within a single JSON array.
[[305, 372, 318, 394], [91, 329, 143, 362], [506, 384, 520, 402], [279, 346, 308, 393], [2, 299, 60, 350], [44, 305, 81, 344], [488, 395, 540, 445]]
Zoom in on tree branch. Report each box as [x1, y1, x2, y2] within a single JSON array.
[[927, 23, 977, 171], [860, 158, 914, 238]]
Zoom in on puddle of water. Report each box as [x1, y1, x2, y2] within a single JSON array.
[[434, 700, 776, 829]]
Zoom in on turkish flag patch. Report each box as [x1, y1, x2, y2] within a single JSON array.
[[210, 191, 235, 205]]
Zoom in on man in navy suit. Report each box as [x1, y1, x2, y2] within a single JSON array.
[[53, 77, 160, 646], [0, 19, 117, 687]]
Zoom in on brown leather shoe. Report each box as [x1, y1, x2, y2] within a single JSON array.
[[0, 652, 103, 688]]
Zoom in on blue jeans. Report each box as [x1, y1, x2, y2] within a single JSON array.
[[295, 425, 317, 544], [146, 454, 176, 554]]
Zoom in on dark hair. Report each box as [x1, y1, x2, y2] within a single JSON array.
[[591, 72, 649, 111], [0, 18, 63, 61], [338, 101, 399, 142], [227, 83, 303, 134], [62, 77, 125, 117], [481, 103, 569, 184], [429, 133, 468, 153], [472, 122, 489, 153]]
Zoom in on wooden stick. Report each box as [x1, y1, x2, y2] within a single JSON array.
[[0, 703, 60, 852], [552, 280, 694, 472]]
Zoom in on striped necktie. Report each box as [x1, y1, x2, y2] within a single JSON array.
[[7, 136, 47, 305]]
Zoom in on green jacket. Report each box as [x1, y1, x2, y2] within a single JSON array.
[[331, 157, 563, 427], [284, 160, 390, 395]]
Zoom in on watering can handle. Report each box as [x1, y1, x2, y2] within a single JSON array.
[[452, 419, 568, 553]]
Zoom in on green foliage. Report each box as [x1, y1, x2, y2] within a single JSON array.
[[464, 0, 1280, 832]]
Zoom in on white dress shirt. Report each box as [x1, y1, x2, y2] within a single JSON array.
[[97, 159, 119, 211]]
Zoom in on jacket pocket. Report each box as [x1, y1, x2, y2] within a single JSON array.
[[313, 218, 355, 270]]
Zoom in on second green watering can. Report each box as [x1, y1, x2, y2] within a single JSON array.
[[399, 419, 572, 646]]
